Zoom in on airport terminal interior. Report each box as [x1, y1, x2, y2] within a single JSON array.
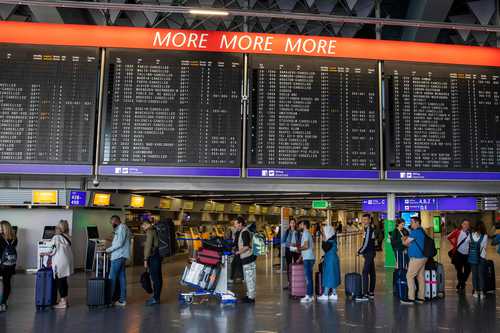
[[0, 0, 500, 332]]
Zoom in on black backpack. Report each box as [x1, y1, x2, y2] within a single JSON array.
[[1, 239, 17, 267], [155, 220, 171, 258], [416, 229, 437, 258]]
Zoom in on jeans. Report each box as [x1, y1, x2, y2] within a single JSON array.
[[362, 253, 376, 295], [0, 269, 13, 305], [453, 252, 471, 289], [303, 259, 315, 297], [407, 257, 426, 301], [149, 252, 163, 301], [243, 261, 257, 299], [55, 276, 68, 298], [109, 258, 127, 303], [470, 260, 485, 292]]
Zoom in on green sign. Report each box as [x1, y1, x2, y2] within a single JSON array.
[[312, 200, 329, 209], [384, 219, 396, 268], [433, 216, 441, 233]]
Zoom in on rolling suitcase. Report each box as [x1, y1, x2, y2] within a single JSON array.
[[435, 262, 445, 297], [197, 248, 222, 266], [87, 251, 112, 308], [345, 235, 362, 299], [484, 260, 496, 294], [424, 269, 438, 300], [290, 263, 306, 298], [393, 255, 408, 300], [35, 256, 56, 310]]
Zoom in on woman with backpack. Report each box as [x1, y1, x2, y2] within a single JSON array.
[[0, 220, 18, 313], [468, 221, 488, 300], [46, 220, 74, 309]]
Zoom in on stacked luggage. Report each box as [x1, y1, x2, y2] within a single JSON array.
[[181, 241, 223, 292]]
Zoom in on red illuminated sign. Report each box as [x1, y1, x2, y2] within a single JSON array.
[[1, 21, 500, 66]]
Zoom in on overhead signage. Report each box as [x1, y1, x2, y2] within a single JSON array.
[[182, 200, 194, 210], [159, 198, 171, 209], [2, 22, 500, 66], [215, 203, 225, 213], [363, 197, 478, 212], [32, 190, 58, 205], [312, 200, 330, 209], [69, 191, 86, 207], [93, 193, 111, 207], [130, 195, 145, 208], [231, 203, 241, 213]]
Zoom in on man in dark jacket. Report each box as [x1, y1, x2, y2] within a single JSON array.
[[356, 214, 376, 301]]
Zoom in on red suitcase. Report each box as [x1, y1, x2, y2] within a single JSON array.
[[290, 263, 306, 298], [197, 248, 221, 266]]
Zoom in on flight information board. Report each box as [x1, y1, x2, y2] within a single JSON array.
[[386, 61, 500, 181], [0, 45, 98, 175], [99, 49, 242, 177], [247, 55, 380, 179]]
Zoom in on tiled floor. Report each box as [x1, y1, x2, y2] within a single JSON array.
[[1, 236, 499, 333]]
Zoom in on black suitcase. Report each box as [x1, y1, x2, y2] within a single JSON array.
[[484, 259, 496, 293], [87, 251, 112, 307], [345, 235, 362, 299]]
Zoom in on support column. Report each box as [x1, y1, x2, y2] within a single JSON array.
[[385, 193, 396, 267]]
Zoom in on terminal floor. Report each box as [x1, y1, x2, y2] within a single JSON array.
[[1, 239, 499, 333]]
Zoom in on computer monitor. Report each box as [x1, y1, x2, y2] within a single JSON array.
[[401, 212, 420, 228], [42, 226, 56, 240], [87, 225, 99, 239]]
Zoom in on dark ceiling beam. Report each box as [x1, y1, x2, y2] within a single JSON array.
[[402, 0, 454, 42], [0, 0, 499, 32]]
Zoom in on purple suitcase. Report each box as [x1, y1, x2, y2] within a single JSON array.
[[290, 264, 306, 298]]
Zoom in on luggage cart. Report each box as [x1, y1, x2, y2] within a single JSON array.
[[179, 252, 237, 305]]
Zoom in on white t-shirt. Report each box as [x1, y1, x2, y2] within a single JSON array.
[[456, 230, 471, 255], [471, 232, 487, 259]]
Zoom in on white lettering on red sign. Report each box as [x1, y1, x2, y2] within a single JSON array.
[[219, 34, 274, 52], [153, 31, 208, 49], [284, 37, 336, 55]]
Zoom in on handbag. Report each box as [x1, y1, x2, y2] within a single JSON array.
[[140, 271, 153, 294]]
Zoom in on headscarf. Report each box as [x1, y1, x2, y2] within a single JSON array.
[[323, 225, 336, 241]]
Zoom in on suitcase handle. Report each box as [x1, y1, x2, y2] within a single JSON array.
[[95, 251, 109, 278]]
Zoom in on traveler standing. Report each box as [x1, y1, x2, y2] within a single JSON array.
[[106, 215, 131, 307], [447, 219, 471, 292], [298, 220, 315, 303], [356, 214, 376, 301], [283, 218, 301, 289], [47, 220, 74, 309], [391, 219, 409, 269], [468, 221, 488, 299], [234, 216, 256, 304], [142, 220, 162, 306], [0, 220, 17, 313], [317, 224, 340, 302], [401, 217, 426, 305]]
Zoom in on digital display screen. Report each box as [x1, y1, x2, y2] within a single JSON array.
[[0, 45, 98, 174]]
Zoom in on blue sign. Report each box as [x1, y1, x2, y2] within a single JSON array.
[[69, 191, 87, 207], [362, 197, 477, 212]]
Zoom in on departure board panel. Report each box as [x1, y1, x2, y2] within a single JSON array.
[[0, 45, 98, 174], [99, 49, 242, 177], [386, 61, 500, 181], [247, 55, 380, 179]]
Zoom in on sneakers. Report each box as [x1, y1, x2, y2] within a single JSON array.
[[300, 295, 314, 303], [415, 299, 425, 304], [317, 295, 329, 302], [355, 295, 369, 302], [241, 296, 255, 304], [53, 299, 68, 309], [329, 293, 339, 302], [145, 298, 159, 306], [0, 304, 6, 313], [367, 293, 375, 300], [400, 299, 415, 305], [472, 292, 480, 299], [114, 300, 127, 307]]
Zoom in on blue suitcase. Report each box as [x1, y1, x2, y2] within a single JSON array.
[[35, 263, 56, 309], [394, 268, 408, 300]]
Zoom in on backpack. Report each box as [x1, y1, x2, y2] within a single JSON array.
[[155, 221, 171, 258], [252, 233, 266, 256], [415, 229, 437, 258], [468, 234, 484, 265], [1, 240, 17, 267]]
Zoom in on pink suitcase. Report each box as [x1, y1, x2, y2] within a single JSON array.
[[290, 264, 306, 298]]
